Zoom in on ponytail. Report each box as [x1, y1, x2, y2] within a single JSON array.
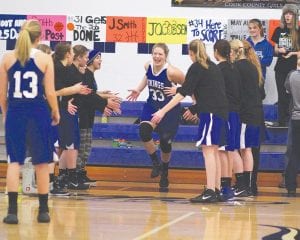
[[242, 40, 264, 87], [15, 20, 41, 66], [189, 39, 209, 69]]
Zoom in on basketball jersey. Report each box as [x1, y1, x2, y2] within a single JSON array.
[[7, 49, 46, 108], [5, 49, 54, 165], [146, 63, 174, 109]]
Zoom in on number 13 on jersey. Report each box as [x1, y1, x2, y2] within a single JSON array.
[[13, 71, 38, 99]]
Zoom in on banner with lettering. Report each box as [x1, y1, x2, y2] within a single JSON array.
[[66, 15, 106, 42], [0, 14, 26, 40], [226, 19, 269, 41], [187, 18, 227, 44], [106, 16, 146, 43], [171, 0, 297, 8], [27, 15, 66, 41], [146, 18, 187, 44]]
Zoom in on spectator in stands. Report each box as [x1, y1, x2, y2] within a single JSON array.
[[127, 43, 185, 190], [271, 4, 300, 127], [151, 39, 228, 202], [247, 19, 274, 81]]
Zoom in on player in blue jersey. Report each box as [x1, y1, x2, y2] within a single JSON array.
[[151, 39, 228, 203], [127, 43, 185, 190], [0, 19, 59, 224]]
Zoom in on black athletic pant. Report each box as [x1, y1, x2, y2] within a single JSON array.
[[275, 72, 291, 126], [285, 120, 300, 191]]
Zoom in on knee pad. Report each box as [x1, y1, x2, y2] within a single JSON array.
[[139, 122, 153, 142], [160, 138, 172, 153]]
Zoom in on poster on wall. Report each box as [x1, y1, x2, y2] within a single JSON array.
[[187, 18, 227, 44], [106, 16, 146, 43], [171, 0, 300, 9], [27, 15, 66, 41], [66, 15, 106, 42], [146, 17, 187, 44], [0, 14, 26, 40], [226, 19, 269, 41]]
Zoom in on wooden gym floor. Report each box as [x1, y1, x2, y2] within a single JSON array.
[[0, 165, 300, 240]]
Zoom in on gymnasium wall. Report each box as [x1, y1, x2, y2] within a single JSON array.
[[1, 0, 283, 104]]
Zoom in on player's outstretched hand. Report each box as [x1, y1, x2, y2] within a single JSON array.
[[107, 98, 121, 112], [126, 89, 140, 101]]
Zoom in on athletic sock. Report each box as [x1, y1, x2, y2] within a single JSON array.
[[161, 162, 169, 176], [7, 192, 18, 215], [38, 194, 49, 213], [149, 152, 160, 166]]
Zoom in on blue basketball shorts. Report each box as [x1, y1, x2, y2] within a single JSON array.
[[57, 109, 80, 150], [239, 123, 260, 149], [196, 113, 227, 147], [140, 102, 181, 139], [5, 105, 54, 165]]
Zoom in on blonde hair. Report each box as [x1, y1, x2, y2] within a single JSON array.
[[188, 39, 209, 69], [230, 39, 244, 61], [242, 40, 264, 86], [15, 19, 41, 66], [231, 39, 264, 87]]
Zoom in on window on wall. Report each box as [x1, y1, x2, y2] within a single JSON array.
[[93, 42, 116, 53], [137, 43, 155, 54]]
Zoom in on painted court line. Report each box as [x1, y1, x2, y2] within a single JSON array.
[[133, 211, 195, 240]]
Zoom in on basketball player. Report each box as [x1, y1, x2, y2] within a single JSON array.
[[127, 43, 185, 190], [213, 39, 242, 200], [0, 19, 59, 223], [230, 39, 263, 197], [151, 39, 228, 202]]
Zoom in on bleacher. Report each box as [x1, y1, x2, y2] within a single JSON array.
[[88, 101, 287, 171]]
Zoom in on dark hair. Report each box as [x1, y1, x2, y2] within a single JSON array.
[[73, 44, 89, 60], [37, 44, 52, 54], [53, 42, 72, 61], [214, 39, 231, 63]]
